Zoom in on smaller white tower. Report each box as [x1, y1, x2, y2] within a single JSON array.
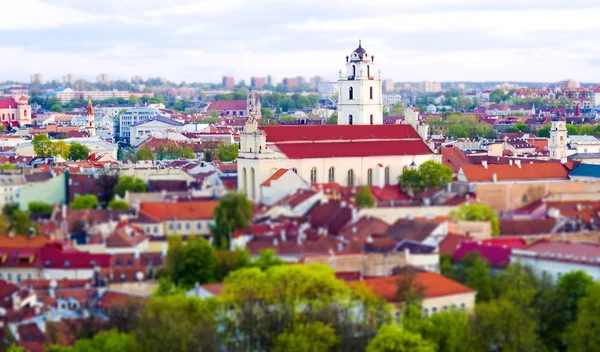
[[549, 119, 567, 163], [403, 106, 429, 141], [85, 98, 96, 138], [246, 89, 261, 120]]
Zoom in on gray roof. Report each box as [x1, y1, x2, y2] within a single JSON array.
[[130, 115, 183, 127], [569, 153, 600, 159]]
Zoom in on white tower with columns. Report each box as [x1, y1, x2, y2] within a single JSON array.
[[337, 40, 383, 125], [549, 119, 567, 163]]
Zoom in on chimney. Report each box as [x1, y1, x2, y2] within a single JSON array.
[[509, 159, 513, 165], [515, 159, 521, 168], [492, 173, 498, 183], [482, 160, 488, 169]]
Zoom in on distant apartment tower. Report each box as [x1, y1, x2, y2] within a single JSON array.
[[250, 77, 265, 88], [420, 81, 442, 93], [30, 74, 43, 85], [383, 79, 395, 93], [63, 74, 76, 84], [266, 75, 276, 86], [558, 79, 580, 90], [97, 73, 111, 84], [131, 75, 144, 83], [222, 76, 235, 90], [282, 77, 298, 89], [310, 76, 325, 88], [296, 76, 306, 86]]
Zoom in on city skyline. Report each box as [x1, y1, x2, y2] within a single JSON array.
[[4, 0, 600, 83]]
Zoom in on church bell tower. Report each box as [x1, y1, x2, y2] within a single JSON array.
[[85, 97, 96, 138], [337, 40, 383, 125]]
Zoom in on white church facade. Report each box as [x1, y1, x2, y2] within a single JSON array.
[[237, 42, 439, 202]]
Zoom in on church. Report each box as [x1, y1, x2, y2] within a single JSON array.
[[237, 42, 438, 202]]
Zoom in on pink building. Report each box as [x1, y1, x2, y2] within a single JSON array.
[[0, 96, 31, 128]]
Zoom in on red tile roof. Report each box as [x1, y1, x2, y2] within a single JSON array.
[[460, 163, 569, 182], [370, 185, 411, 201], [499, 219, 557, 236], [208, 100, 247, 111], [276, 140, 432, 159], [139, 200, 219, 221], [438, 233, 473, 255], [360, 272, 475, 303], [453, 241, 513, 268], [261, 168, 289, 186], [514, 240, 600, 266], [0, 97, 19, 109], [0, 235, 53, 248], [261, 124, 422, 143], [442, 146, 472, 174]]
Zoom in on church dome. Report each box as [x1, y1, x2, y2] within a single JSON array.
[[351, 40, 367, 60]]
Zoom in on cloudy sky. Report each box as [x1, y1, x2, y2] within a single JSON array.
[[4, 0, 600, 84]]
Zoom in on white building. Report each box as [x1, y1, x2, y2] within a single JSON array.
[[317, 82, 339, 95], [237, 42, 436, 203], [549, 120, 568, 162], [129, 115, 185, 146], [119, 107, 165, 141], [420, 81, 442, 93], [383, 94, 403, 109]]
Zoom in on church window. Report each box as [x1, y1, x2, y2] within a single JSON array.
[[292, 168, 298, 174], [250, 168, 256, 200], [310, 167, 317, 184], [241, 168, 247, 194], [328, 167, 335, 183], [370, 114, 374, 125], [349, 87, 353, 100], [370, 87, 373, 99], [24, 110, 27, 117], [367, 168, 373, 186], [352, 65, 356, 77], [347, 169, 354, 187], [367, 65, 370, 77], [384, 166, 390, 185], [349, 115, 353, 125]]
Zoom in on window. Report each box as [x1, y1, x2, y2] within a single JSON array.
[[185, 223, 190, 230], [423, 308, 429, 317], [370, 114, 374, 125], [197, 223, 202, 230], [384, 166, 390, 185], [443, 305, 448, 312], [395, 311, 401, 322], [17, 274, 21, 283], [367, 168, 373, 186], [367, 65, 370, 77], [64, 261, 71, 268], [370, 87, 373, 99], [127, 260, 133, 266], [352, 65, 356, 76], [310, 167, 317, 184], [292, 168, 297, 174], [432, 307, 438, 314], [154, 226, 158, 233], [347, 169, 354, 187], [349, 87, 353, 100], [328, 167, 335, 183], [460, 303, 466, 311], [168, 224, 174, 231], [349, 115, 353, 125]]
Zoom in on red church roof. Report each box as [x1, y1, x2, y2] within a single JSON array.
[[261, 124, 421, 143], [0, 97, 18, 109], [276, 140, 432, 159]]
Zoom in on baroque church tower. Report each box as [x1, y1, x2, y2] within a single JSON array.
[[337, 40, 383, 125], [85, 97, 96, 138], [549, 119, 567, 162]]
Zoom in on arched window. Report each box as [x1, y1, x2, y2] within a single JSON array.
[[310, 167, 317, 184], [367, 65, 370, 78], [292, 168, 298, 174], [352, 65, 356, 77], [328, 167, 335, 183], [367, 168, 373, 186], [385, 166, 390, 185], [241, 167, 247, 193], [347, 169, 354, 187], [250, 168, 256, 200], [370, 87, 373, 99], [349, 115, 353, 125], [349, 87, 353, 100], [370, 114, 374, 125]]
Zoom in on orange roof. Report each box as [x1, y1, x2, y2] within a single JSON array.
[[460, 163, 568, 182], [360, 272, 475, 303], [525, 139, 548, 152], [261, 168, 290, 186], [139, 200, 220, 221], [0, 235, 53, 249]]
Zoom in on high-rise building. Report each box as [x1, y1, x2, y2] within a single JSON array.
[[558, 79, 580, 90], [419, 81, 442, 93], [266, 75, 276, 86], [296, 76, 306, 86], [310, 76, 325, 88], [97, 73, 111, 84], [250, 77, 265, 88], [63, 74, 76, 84], [131, 76, 144, 83], [282, 78, 298, 89], [30, 74, 43, 85], [383, 79, 394, 93], [222, 76, 235, 90]]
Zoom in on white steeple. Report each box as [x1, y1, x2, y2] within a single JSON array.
[[337, 40, 383, 125], [549, 119, 567, 163], [85, 97, 96, 138]]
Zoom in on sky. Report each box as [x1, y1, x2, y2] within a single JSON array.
[[4, 0, 600, 84]]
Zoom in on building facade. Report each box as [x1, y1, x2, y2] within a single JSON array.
[[0, 96, 31, 128], [119, 107, 164, 141]]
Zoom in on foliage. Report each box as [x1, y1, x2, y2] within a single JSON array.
[[107, 200, 130, 210], [537, 125, 551, 137], [211, 192, 253, 249], [177, 236, 219, 289], [366, 324, 436, 352], [155, 144, 195, 160], [215, 143, 238, 162], [430, 112, 496, 139], [215, 247, 253, 281], [279, 114, 297, 121], [50, 104, 63, 112], [11, 210, 33, 235], [398, 160, 453, 196], [0, 163, 16, 171], [355, 185, 375, 208], [260, 107, 273, 119], [3, 203, 19, 217], [252, 249, 285, 271], [70, 194, 99, 210], [449, 203, 500, 236], [28, 201, 52, 215], [134, 147, 155, 161], [32, 134, 53, 157], [505, 121, 530, 133], [272, 322, 339, 352], [113, 175, 147, 198], [566, 283, 600, 352], [327, 113, 338, 125], [0, 213, 10, 234], [70, 329, 139, 352], [50, 140, 70, 159], [69, 142, 91, 161]]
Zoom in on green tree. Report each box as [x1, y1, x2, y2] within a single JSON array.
[[12, 210, 33, 235], [366, 324, 436, 352], [398, 160, 453, 196], [328, 113, 338, 125], [50, 104, 63, 112], [252, 249, 284, 271], [566, 124, 579, 136], [355, 185, 376, 208], [50, 140, 70, 159], [113, 175, 147, 198], [107, 199, 130, 210], [215, 143, 238, 162], [28, 201, 52, 215], [69, 142, 91, 160], [0, 213, 10, 234], [537, 125, 551, 138], [450, 204, 500, 236], [272, 322, 339, 352], [180, 147, 195, 159], [177, 236, 219, 289], [261, 107, 274, 119], [72, 329, 138, 352], [0, 163, 17, 171], [70, 194, 99, 210], [32, 134, 53, 157], [566, 283, 600, 352], [135, 147, 155, 161], [215, 247, 253, 281], [7, 344, 24, 352], [211, 192, 253, 249], [463, 253, 493, 302]]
